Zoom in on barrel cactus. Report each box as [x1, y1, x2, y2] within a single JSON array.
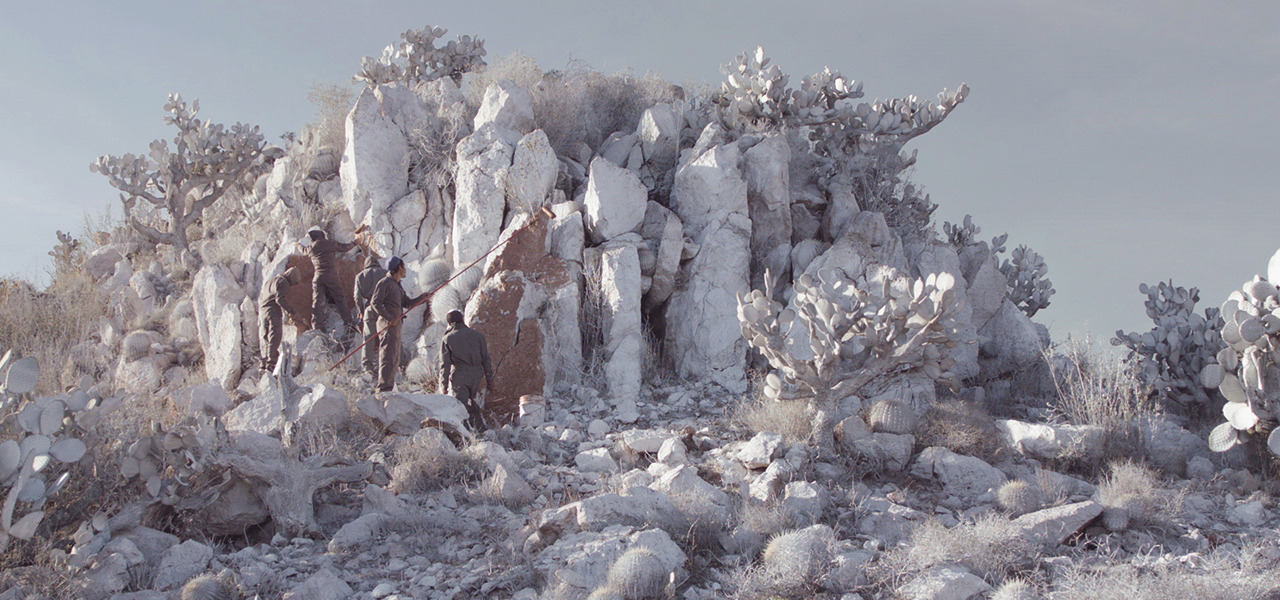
[[0, 354, 94, 550], [867, 399, 918, 435], [739, 267, 973, 449], [991, 579, 1044, 600], [757, 524, 836, 594], [1198, 269, 1280, 456], [180, 571, 242, 600], [997, 480, 1044, 517], [588, 548, 670, 600], [1113, 281, 1223, 410]]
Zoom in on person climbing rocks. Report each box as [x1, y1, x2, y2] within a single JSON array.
[[305, 228, 357, 332], [259, 267, 304, 374], [371, 256, 426, 392], [353, 256, 387, 375], [439, 310, 494, 433]]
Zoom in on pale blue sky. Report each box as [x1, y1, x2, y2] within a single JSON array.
[[1, 1, 1277, 343]]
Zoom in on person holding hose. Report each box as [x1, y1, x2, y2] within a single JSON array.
[[371, 256, 426, 392]]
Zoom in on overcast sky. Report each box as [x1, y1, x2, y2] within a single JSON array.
[[1, 1, 1277, 344]]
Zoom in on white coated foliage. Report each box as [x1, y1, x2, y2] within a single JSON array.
[[355, 25, 487, 86], [1113, 281, 1223, 408], [1199, 269, 1280, 455]]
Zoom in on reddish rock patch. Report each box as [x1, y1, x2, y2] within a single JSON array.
[[282, 253, 364, 331]]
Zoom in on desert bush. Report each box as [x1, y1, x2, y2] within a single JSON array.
[[1046, 338, 1156, 464], [1094, 459, 1180, 532], [916, 399, 1006, 463], [304, 81, 356, 154], [387, 431, 483, 495], [874, 514, 1038, 588], [1047, 544, 1280, 600], [0, 273, 106, 394]]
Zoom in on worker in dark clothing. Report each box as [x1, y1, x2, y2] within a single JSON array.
[[439, 310, 494, 433], [306, 228, 357, 331], [353, 256, 387, 375], [260, 267, 304, 374], [371, 257, 427, 392]]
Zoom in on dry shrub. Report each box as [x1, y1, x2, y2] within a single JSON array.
[[305, 81, 357, 153], [735, 397, 813, 445], [1048, 544, 1280, 600], [917, 399, 1007, 463], [1047, 339, 1156, 466], [0, 273, 106, 395], [388, 433, 483, 495], [874, 514, 1038, 588], [1095, 459, 1181, 529]]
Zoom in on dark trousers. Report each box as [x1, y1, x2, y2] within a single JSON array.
[[361, 308, 380, 375], [452, 378, 486, 432], [377, 321, 401, 392], [312, 275, 352, 330], [260, 305, 283, 373]]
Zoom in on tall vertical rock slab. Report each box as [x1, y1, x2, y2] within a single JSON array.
[[506, 129, 559, 214], [583, 157, 649, 244], [192, 265, 246, 390], [743, 135, 792, 292], [452, 123, 520, 273], [341, 87, 410, 226], [599, 237, 644, 405], [637, 202, 683, 306], [665, 141, 751, 393]]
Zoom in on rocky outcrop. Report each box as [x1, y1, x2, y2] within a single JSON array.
[[191, 264, 246, 389]]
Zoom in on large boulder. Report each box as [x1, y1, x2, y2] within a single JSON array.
[[474, 80, 534, 133], [452, 122, 520, 273], [977, 300, 1045, 379], [583, 157, 649, 244], [910, 446, 1007, 500], [742, 134, 792, 291], [597, 237, 644, 405], [83, 245, 126, 281], [1011, 501, 1102, 547], [467, 214, 579, 424], [341, 86, 411, 226], [637, 202, 684, 305], [664, 139, 751, 393], [191, 264, 246, 389], [506, 129, 559, 212], [356, 393, 469, 435]]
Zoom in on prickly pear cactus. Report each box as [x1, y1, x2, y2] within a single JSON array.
[[867, 400, 918, 435], [1113, 281, 1223, 409], [120, 417, 218, 506], [355, 25, 487, 86], [1198, 270, 1280, 456], [1000, 245, 1055, 317], [996, 480, 1044, 517], [740, 267, 974, 448], [0, 354, 95, 550]]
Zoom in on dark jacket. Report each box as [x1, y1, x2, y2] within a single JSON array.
[[440, 323, 494, 390], [354, 266, 387, 313], [371, 275, 424, 324], [260, 275, 289, 311], [308, 238, 356, 279]]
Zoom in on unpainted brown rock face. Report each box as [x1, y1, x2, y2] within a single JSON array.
[[467, 217, 573, 425], [282, 253, 363, 331]]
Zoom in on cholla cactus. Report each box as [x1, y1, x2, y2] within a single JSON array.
[[355, 25, 487, 86], [1000, 245, 1054, 317], [739, 268, 973, 449], [1113, 281, 1222, 410], [1201, 273, 1280, 455], [90, 94, 266, 268], [0, 354, 93, 551]]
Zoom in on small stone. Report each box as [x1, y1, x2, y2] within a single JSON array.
[[588, 419, 610, 438]]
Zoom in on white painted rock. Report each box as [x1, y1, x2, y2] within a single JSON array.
[[584, 157, 649, 244], [898, 564, 991, 600], [452, 122, 521, 272], [152, 540, 213, 591], [743, 134, 792, 288], [978, 299, 1044, 379], [737, 432, 785, 469], [283, 568, 353, 600], [296, 384, 350, 429], [474, 80, 535, 133], [910, 446, 1007, 500], [657, 437, 688, 465], [190, 264, 245, 390], [650, 465, 732, 529], [506, 129, 558, 212], [1011, 501, 1101, 547], [576, 447, 618, 473], [341, 86, 410, 225], [782, 481, 827, 523], [637, 202, 684, 305], [356, 393, 469, 435], [621, 429, 670, 454], [599, 238, 644, 404]]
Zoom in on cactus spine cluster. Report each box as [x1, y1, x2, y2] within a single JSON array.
[[867, 399, 919, 435], [587, 548, 670, 600], [1113, 281, 1223, 409], [997, 480, 1045, 517]]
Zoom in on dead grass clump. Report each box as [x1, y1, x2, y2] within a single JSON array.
[[1047, 339, 1156, 467], [1095, 459, 1181, 531], [1048, 545, 1280, 600], [0, 272, 107, 394], [917, 399, 1007, 463], [388, 431, 484, 495], [874, 514, 1038, 589]]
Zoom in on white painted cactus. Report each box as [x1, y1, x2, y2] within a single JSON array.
[[1201, 272, 1280, 455], [1000, 245, 1054, 317], [120, 417, 216, 506], [355, 25, 487, 86], [0, 354, 94, 551], [739, 267, 973, 449], [1113, 281, 1223, 409]]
